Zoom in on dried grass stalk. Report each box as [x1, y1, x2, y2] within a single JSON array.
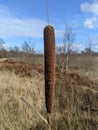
[[21, 97, 48, 124]]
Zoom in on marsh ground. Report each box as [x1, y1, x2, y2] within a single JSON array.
[[0, 57, 98, 130]]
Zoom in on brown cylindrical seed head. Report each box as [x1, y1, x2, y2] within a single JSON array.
[[44, 25, 55, 114]]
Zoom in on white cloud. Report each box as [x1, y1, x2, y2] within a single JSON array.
[[0, 5, 47, 38], [80, 0, 98, 29], [84, 17, 98, 29], [0, 17, 47, 38], [80, 1, 98, 15], [0, 4, 64, 39]]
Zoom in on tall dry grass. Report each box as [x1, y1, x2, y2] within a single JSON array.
[[0, 69, 98, 130], [0, 70, 47, 130]]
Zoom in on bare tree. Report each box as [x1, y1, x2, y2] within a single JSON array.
[[56, 24, 75, 71], [56, 44, 66, 69], [0, 39, 8, 58], [0, 39, 5, 50], [22, 41, 35, 54], [21, 41, 35, 64], [8, 46, 20, 58], [84, 38, 94, 71], [63, 24, 75, 71]]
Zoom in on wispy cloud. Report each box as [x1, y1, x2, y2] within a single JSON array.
[[81, 1, 98, 15], [0, 4, 12, 18], [84, 17, 98, 29], [0, 5, 47, 38], [0, 18, 47, 38], [0, 4, 66, 39], [80, 0, 98, 29]]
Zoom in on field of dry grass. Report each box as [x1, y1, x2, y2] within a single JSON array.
[[0, 69, 46, 130], [0, 58, 98, 130]]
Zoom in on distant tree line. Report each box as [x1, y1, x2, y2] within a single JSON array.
[[0, 39, 36, 64]]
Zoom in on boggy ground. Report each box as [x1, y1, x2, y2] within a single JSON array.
[[0, 59, 98, 130]]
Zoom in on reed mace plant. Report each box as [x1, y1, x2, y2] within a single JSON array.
[[44, 25, 56, 129]]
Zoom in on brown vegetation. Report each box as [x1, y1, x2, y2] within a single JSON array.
[[0, 59, 43, 77], [44, 25, 55, 114], [0, 58, 98, 130]]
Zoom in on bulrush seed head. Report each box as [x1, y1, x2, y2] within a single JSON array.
[[44, 25, 55, 114]]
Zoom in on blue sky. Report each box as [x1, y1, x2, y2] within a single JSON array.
[[0, 0, 98, 52]]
